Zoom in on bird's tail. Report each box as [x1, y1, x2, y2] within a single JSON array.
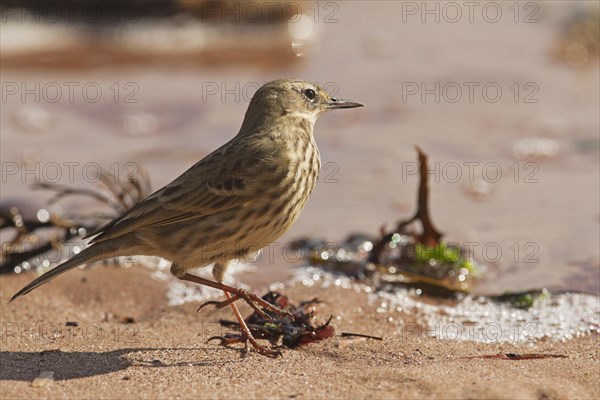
[[9, 238, 130, 302]]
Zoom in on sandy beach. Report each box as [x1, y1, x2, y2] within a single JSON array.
[[1, 265, 599, 399]]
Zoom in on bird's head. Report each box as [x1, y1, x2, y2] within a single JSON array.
[[240, 79, 363, 134]]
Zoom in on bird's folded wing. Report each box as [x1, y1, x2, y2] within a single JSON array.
[[86, 153, 260, 244]]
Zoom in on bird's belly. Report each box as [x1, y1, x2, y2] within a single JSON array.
[[174, 154, 319, 268], [175, 200, 307, 268], [238, 177, 316, 249]]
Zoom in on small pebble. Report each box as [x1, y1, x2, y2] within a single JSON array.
[[31, 371, 54, 387]]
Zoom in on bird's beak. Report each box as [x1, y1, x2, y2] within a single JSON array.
[[326, 97, 364, 109]]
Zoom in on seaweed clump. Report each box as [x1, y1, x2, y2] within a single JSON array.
[[211, 291, 335, 350]]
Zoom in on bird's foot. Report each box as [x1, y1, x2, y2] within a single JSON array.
[[198, 288, 293, 322], [208, 333, 281, 358], [179, 273, 293, 321], [178, 273, 286, 357]]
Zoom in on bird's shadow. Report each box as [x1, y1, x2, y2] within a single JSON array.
[[0, 347, 236, 381]]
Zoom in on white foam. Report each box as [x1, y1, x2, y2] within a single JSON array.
[[290, 266, 600, 343]]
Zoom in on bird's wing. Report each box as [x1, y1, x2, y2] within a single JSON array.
[[88, 141, 277, 244]]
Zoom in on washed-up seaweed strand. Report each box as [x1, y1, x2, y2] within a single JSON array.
[[0, 168, 150, 274], [370, 146, 443, 264]]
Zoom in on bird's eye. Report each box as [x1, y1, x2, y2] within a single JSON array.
[[303, 88, 316, 101]]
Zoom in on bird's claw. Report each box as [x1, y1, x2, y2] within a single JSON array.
[[197, 290, 294, 322], [198, 296, 274, 322], [207, 335, 281, 358], [197, 300, 223, 312], [207, 335, 242, 345]]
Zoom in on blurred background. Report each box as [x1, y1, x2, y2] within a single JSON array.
[[1, 1, 599, 294]]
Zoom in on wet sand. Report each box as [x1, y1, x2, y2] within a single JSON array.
[[1, 265, 598, 399]]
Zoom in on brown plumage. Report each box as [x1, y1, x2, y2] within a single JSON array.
[[10, 78, 363, 356]]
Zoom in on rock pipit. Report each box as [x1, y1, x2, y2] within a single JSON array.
[[10, 78, 363, 356]]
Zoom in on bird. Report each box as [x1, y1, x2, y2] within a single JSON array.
[[10, 78, 364, 356]]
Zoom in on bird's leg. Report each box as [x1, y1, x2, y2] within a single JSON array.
[[221, 291, 281, 358], [178, 273, 292, 320], [177, 271, 286, 357]]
